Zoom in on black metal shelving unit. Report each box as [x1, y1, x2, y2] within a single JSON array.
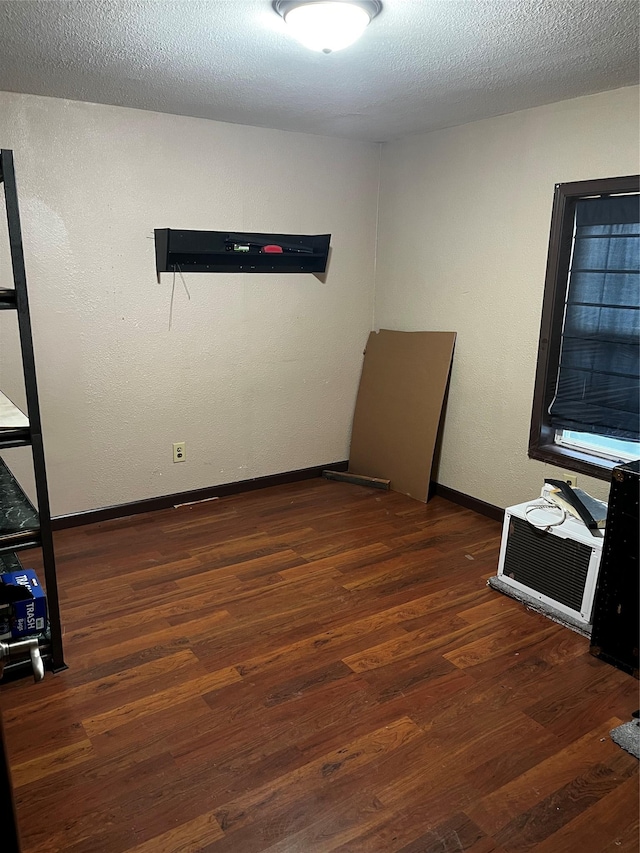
[[0, 148, 66, 677]]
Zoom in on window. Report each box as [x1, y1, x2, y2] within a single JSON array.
[[529, 175, 640, 480]]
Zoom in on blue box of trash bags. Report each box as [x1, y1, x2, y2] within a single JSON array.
[[0, 569, 47, 638]]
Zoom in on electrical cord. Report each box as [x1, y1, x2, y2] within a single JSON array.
[[524, 498, 567, 531]]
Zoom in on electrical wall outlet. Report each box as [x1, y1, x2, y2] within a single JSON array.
[[561, 472, 578, 487], [173, 442, 186, 463]]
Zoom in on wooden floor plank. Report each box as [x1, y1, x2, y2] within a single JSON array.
[[82, 665, 243, 737], [521, 773, 640, 853], [467, 717, 632, 837], [127, 812, 224, 853], [0, 479, 636, 853]]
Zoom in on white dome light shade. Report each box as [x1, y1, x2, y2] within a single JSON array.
[[278, 2, 380, 53]]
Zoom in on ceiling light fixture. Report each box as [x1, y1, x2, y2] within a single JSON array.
[[274, 1, 382, 54]]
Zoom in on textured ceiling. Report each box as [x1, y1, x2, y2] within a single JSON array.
[[0, 0, 637, 142]]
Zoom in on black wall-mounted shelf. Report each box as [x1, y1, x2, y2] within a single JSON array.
[[154, 229, 331, 276]]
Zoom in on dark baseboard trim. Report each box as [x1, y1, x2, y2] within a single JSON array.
[[53, 465, 503, 531], [432, 483, 504, 522], [53, 460, 349, 530]]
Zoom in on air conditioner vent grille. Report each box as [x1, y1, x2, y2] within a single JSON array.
[[503, 517, 592, 612]]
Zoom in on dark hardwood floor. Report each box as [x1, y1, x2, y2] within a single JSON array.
[[1, 478, 638, 852]]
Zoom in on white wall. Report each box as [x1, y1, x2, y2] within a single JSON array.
[[2, 87, 636, 517], [375, 86, 639, 508], [0, 92, 380, 516]]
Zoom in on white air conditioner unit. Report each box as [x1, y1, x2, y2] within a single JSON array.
[[495, 501, 604, 628]]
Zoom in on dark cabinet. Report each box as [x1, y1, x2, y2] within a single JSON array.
[[590, 460, 639, 677]]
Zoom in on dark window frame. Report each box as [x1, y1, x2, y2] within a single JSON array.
[[528, 174, 640, 481]]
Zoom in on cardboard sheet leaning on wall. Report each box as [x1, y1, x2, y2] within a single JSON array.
[[348, 329, 456, 503]]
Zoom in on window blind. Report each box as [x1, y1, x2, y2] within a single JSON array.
[[549, 194, 639, 441]]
